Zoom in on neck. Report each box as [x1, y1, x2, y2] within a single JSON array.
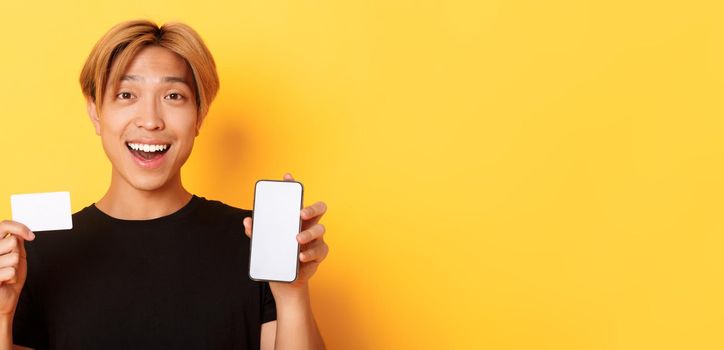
[[95, 169, 193, 220]]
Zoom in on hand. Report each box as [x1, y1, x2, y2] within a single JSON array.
[[0, 220, 35, 316], [243, 173, 329, 295]]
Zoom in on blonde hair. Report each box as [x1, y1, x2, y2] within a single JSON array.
[[79, 19, 219, 118]]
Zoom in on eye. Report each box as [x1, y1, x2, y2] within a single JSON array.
[[165, 93, 184, 101], [117, 92, 133, 100]]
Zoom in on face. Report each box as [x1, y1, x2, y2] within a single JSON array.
[[87, 45, 201, 192]]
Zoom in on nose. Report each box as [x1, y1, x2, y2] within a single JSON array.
[[134, 98, 165, 130]]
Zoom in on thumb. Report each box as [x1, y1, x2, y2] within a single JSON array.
[[243, 217, 252, 239]]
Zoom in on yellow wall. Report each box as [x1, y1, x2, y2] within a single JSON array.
[[1, 1, 723, 348]]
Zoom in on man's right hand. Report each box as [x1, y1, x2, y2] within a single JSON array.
[[0, 220, 35, 317]]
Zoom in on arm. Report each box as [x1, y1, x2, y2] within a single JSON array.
[[271, 286, 325, 350], [260, 288, 325, 350], [0, 315, 10, 350], [260, 321, 277, 350], [0, 316, 34, 350]]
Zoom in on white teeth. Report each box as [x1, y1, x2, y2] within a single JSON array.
[[127, 143, 169, 152]]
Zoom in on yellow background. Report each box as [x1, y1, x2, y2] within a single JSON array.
[[1, 0, 723, 348]]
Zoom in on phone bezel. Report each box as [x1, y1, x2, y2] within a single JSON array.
[[248, 179, 304, 283]]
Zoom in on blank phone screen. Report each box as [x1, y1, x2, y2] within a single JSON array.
[[249, 180, 303, 282]]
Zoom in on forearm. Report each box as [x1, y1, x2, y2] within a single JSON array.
[[0, 315, 12, 350], [273, 287, 325, 350]]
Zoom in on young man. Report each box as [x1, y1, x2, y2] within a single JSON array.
[[0, 20, 328, 349]]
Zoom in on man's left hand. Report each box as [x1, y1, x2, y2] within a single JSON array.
[[243, 173, 329, 296]]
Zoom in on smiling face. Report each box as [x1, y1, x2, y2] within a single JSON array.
[[87, 45, 200, 192]]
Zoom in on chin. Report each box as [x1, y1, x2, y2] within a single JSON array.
[[117, 168, 176, 192], [130, 178, 173, 192]]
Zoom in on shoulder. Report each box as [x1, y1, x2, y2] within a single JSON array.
[[186, 195, 254, 237], [193, 195, 252, 223]]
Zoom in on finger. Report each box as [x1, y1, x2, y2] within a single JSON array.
[[0, 236, 19, 256], [0, 252, 20, 269], [243, 217, 252, 238], [301, 202, 327, 230], [301, 201, 327, 224], [0, 266, 16, 283], [297, 224, 325, 244], [0, 220, 35, 241], [299, 240, 329, 263], [299, 261, 319, 278], [0, 252, 20, 285], [283, 173, 294, 181]]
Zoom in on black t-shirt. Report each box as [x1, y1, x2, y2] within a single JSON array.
[[12, 195, 276, 349]]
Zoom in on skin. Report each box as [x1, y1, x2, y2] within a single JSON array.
[[0, 45, 328, 350]]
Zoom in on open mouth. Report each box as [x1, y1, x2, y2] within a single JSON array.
[[126, 142, 171, 161]]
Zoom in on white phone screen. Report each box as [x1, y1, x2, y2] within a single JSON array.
[[249, 180, 303, 282]]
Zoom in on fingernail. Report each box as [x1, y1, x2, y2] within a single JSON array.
[[30, 232, 35, 239]]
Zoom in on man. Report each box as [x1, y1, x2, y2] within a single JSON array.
[[0, 20, 328, 349]]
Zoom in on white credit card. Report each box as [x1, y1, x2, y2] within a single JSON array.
[[10, 191, 73, 231]]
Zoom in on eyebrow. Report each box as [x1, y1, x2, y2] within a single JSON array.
[[121, 74, 189, 84]]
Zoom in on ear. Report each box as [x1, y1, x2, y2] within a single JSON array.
[[86, 97, 101, 135]]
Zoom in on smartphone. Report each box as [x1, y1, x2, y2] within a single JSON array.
[[249, 180, 304, 283]]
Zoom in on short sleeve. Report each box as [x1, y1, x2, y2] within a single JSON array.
[[261, 282, 277, 324], [12, 243, 49, 349]]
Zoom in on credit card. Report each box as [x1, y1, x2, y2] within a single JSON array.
[[10, 191, 73, 231]]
